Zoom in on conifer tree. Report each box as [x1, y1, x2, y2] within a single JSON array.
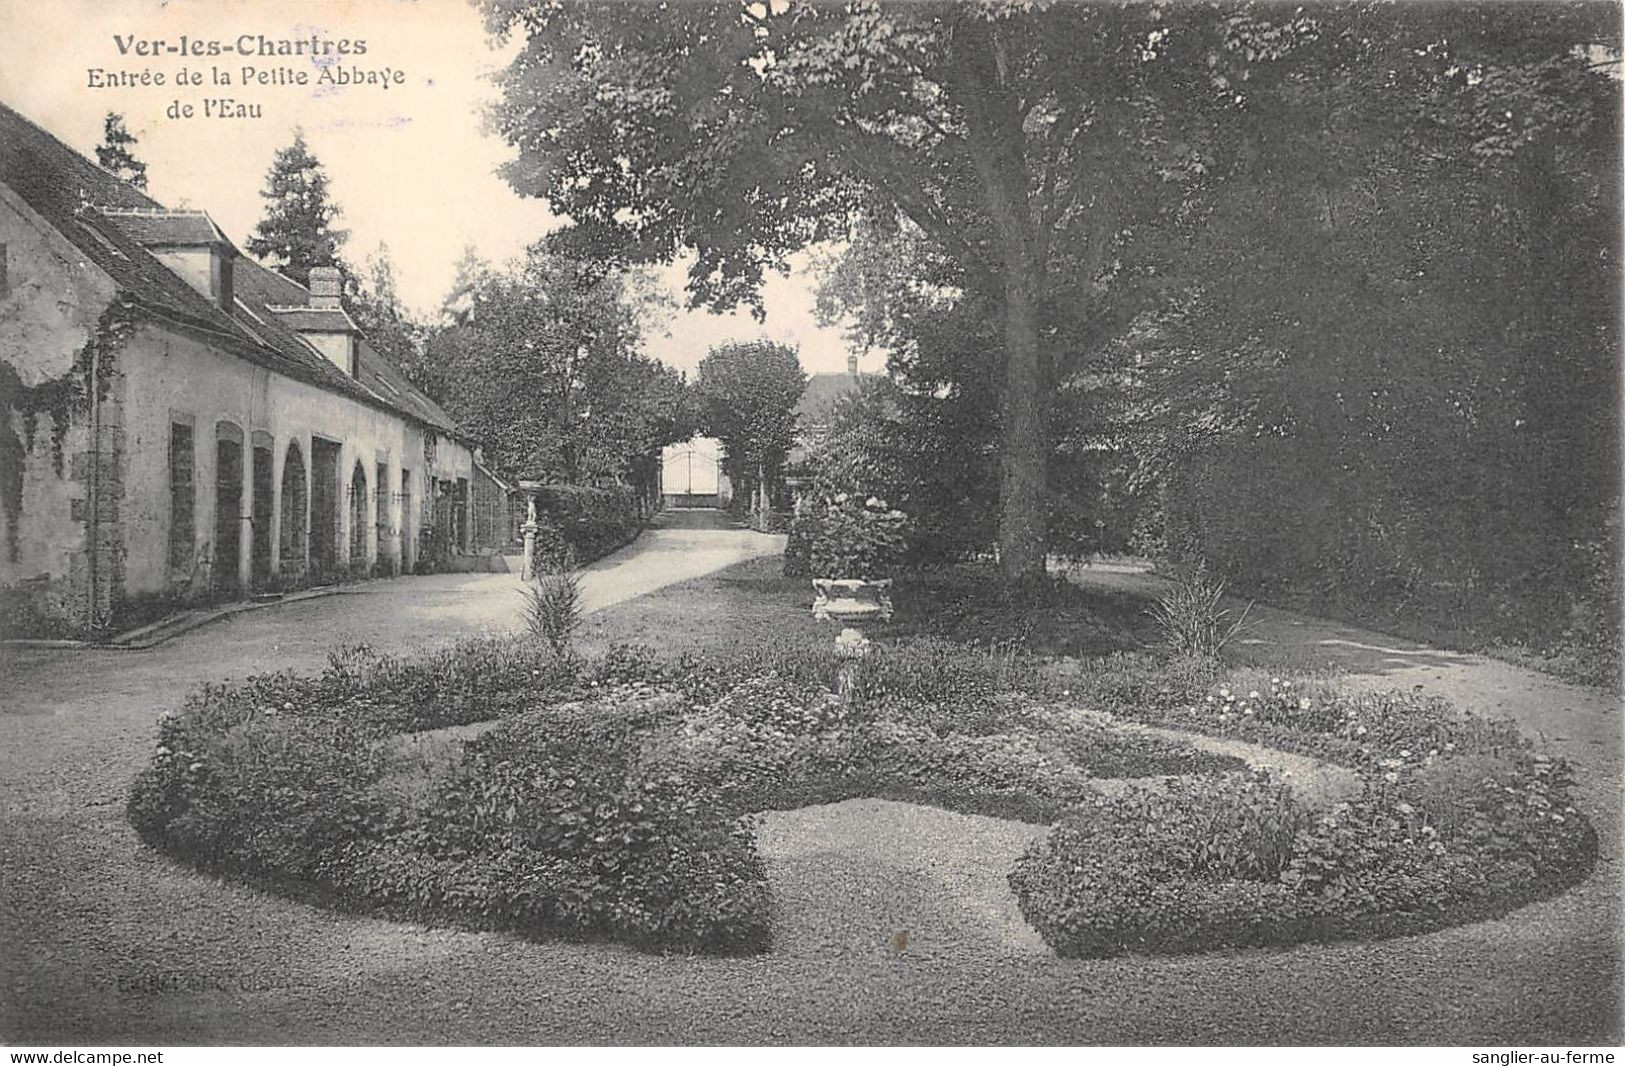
[[246, 130, 350, 289], [95, 112, 147, 190], [440, 244, 490, 325]]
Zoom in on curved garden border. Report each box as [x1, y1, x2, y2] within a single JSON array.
[[128, 640, 1599, 958]]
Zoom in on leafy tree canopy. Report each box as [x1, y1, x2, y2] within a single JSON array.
[[423, 240, 696, 487], [694, 340, 807, 493], [348, 243, 437, 397], [477, 0, 1334, 573]]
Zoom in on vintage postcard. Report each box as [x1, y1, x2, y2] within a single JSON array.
[[0, 0, 1619, 1055]]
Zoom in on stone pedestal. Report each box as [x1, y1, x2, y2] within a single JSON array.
[[833, 626, 871, 709], [518, 480, 543, 580]]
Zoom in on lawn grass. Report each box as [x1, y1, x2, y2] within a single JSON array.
[[576, 555, 1163, 662], [576, 555, 826, 657]]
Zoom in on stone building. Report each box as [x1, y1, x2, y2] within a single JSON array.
[[657, 356, 877, 517], [0, 102, 479, 632]]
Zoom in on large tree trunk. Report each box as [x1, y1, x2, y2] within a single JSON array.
[[996, 265, 1048, 577], [970, 164, 1049, 573], [960, 23, 1050, 579]]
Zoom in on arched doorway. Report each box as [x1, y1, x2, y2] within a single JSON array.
[[308, 437, 341, 577], [213, 422, 244, 593], [279, 442, 308, 580], [250, 432, 274, 588], [348, 460, 369, 569]]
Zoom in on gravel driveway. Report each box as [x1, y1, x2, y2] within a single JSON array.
[[1, 521, 1617, 1044]]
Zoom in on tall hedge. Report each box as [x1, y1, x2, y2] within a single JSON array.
[[535, 483, 644, 568]]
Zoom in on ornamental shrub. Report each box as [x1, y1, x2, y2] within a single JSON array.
[[1010, 654, 1598, 958], [785, 494, 910, 579], [520, 567, 583, 656], [1146, 566, 1254, 658], [127, 695, 383, 883], [130, 665, 774, 954], [416, 694, 772, 952]]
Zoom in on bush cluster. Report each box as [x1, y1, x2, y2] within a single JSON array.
[[784, 494, 910, 579], [1009, 661, 1599, 957], [650, 665, 1245, 824], [128, 641, 770, 954], [1057, 654, 1530, 771]]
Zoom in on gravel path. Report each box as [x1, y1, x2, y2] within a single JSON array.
[[0, 524, 1618, 1044], [756, 799, 1051, 960], [1055, 704, 1365, 807]]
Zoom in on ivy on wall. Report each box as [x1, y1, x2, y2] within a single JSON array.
[[0, 298, 135, 562]]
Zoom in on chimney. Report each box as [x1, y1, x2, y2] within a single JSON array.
[[847, 354, 859, 377], [309, 266, 343, 309], [214, 253, 234, 311]]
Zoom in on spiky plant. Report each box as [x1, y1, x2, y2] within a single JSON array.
[[1147, 566, 1254, 660], [520, 565, 582, 657]]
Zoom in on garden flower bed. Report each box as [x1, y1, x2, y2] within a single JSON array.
[[1010, 656, 1600, 956], [128, 638, 1598, 957]]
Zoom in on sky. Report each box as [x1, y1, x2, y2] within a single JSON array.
[[0, 0, 862, 377]]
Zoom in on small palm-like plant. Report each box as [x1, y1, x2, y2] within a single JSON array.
[[1148, 566, 1254, 659], [520, 561, 582, 657]]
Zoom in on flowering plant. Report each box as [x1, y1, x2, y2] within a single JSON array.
[[789, 493, 911, 579]]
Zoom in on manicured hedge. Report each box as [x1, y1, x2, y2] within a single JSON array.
[[128, 641, 772, 954], [645, 668, 1246, 824], [1054, 654, 1532, 773], [1010, 760, 1597, 957], [535, 484, 644, 568]]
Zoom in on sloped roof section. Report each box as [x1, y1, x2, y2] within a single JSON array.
[[100, 207, 236, 251], [796, 371, 871, 425], [356, 339, 459, 435], [266, 306, 359, 333], [0, 101, 467, 442]]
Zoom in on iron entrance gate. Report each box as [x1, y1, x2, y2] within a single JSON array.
[[661, 436, 726, 508]]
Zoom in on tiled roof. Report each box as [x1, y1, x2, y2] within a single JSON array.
[[0, 101, 465, 442], [100, 208, 234, 250], [356, 338, 460, 434], [265, 306, 359, 333], [795, 371, 870, 424]]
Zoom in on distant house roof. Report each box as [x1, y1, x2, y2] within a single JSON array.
[[796, 370, 874, 427], [0, 101, 465, 442]]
